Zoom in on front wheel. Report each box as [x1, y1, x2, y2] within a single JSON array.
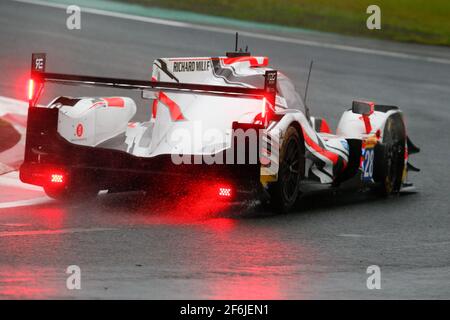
[[267, 126, 304, 213]]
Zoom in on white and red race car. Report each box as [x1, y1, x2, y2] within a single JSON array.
[[20, 51, 419, 212]]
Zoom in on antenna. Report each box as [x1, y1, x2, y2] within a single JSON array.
[[303, 60, 314, 123], [226, 32, 251, 57], [304, 60, 313, 103]]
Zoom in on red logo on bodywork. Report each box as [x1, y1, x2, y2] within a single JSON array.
[[76, 123, 84, 137]]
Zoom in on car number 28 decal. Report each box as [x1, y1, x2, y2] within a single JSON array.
[[362, 146, 375, 182]]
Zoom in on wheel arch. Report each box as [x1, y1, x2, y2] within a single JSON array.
[[268, 112, 312, 180]]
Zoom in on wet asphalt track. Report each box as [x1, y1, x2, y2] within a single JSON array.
[[0, 0, 449, 299]]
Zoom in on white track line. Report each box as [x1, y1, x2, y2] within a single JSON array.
[[0, 227, 116, 237], [0, 96, 29, 175], [0, 197, 50, 209], [337, 233, 375, 238], [0, 96, 28, 117], [0, 171, 42, 191], [13, 0, 450, 65]]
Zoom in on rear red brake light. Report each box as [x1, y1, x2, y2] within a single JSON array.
[[50, 174, 64, 183], [261, 97, 267, 118], [218, 187, 232, 197], [28, 79, 34, 101]]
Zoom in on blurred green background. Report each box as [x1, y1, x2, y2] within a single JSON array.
[[123, 0, 450, 46]]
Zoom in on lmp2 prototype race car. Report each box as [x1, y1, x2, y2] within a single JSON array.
[[20, 48, 419, 212]]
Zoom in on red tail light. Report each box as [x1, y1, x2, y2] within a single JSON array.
[[261, 97, 267, 118], [218, 186, 232, 198], [50, 173, 64, 183], [28, 79, 34, 101]]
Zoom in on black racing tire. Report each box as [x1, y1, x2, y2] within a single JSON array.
[[267, 126, 304, 213], [373, 114, 406, 195]]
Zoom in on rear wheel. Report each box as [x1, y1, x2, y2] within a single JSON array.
[[268, 126, 304, 213], [374, 115, 406, 195]]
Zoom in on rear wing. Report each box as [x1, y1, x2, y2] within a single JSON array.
[[28, 53, 278, 125]]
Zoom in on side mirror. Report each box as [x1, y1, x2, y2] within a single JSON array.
[[352, 100, 374, 115]]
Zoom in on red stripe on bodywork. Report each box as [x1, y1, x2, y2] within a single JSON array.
[[362, 114, 372, 133], [302, 129, 339, 165], [151, 76, 158, 118], [103, 97, 124, 108], [222, 56, 269, 67], [158, 92, 185, 121], [360, 101, 374, 134], [152, 99, 158, 118], [319, 119, 332, 134]]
